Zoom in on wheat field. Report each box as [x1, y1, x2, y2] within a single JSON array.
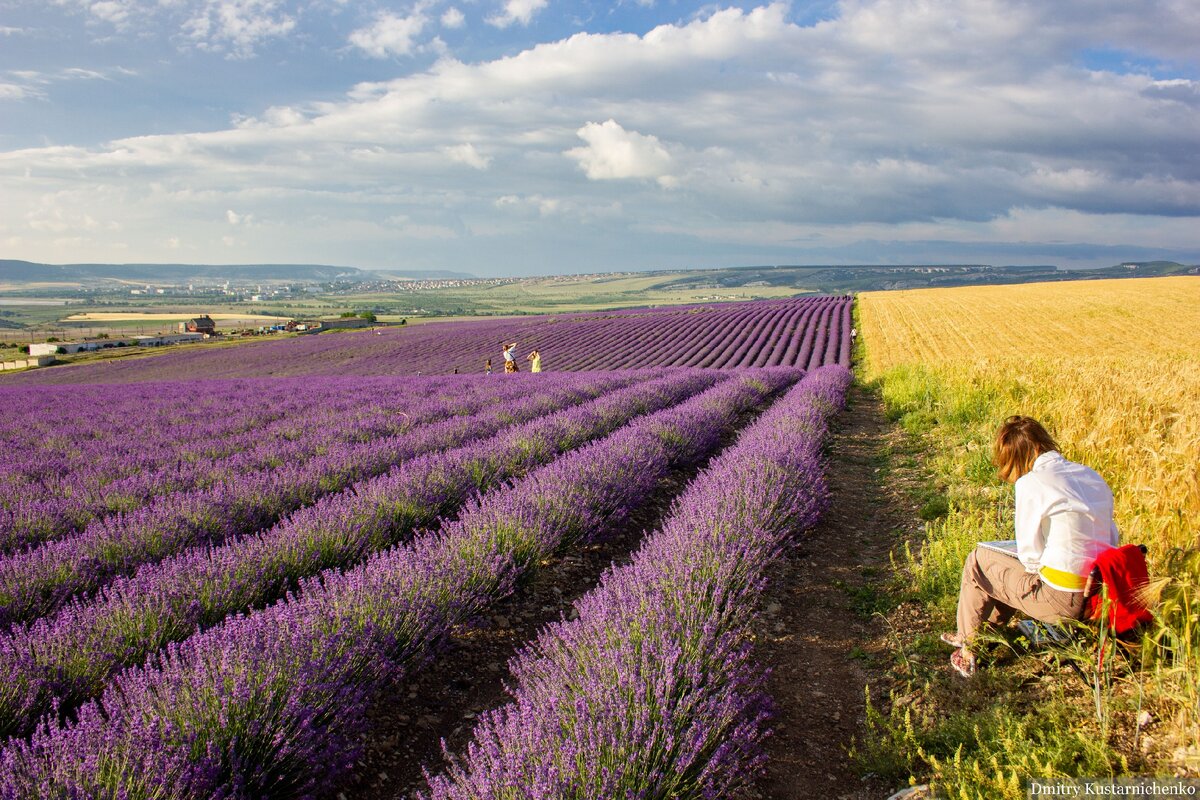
[[860, 276, 1200, 553]]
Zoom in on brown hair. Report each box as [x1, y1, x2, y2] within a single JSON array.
[[993, 416, 1059, 482]]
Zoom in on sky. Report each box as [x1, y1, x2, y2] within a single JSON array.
[[1, 0, 1198, 276]]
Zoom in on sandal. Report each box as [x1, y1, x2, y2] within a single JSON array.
[[950, 648, 976, 679], [939, 632, 965, 649]]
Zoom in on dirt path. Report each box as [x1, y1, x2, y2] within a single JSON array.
[[753, 382, 921, 800]]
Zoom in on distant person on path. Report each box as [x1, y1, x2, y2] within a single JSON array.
[[526, 349, 542, 373], [485, 358, 492, 375], [943, 416, 1119, 678], [502, 342, 519, 373]]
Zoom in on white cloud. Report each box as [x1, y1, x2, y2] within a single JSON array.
[[2, 1, 1199, 270], [487, 0, 548, 29], [495, 193, 561, 216], [349, 11, 428, 58], [0, 66, 118, 102], [566, 120, 677, 187], [0, 83, 32, 101], [182, 0, 297, 58], [61, 68, 109, 81], [88, 0, 134, 26], [442, 143, 491, 169], [441, 7, 466, 29]]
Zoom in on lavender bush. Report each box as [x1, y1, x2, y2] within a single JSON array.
[[0, 372, 643, 628], [0, 369, 802, 799], [0, 375, 526, 551], [418, 365, 852, 799], [0, 370, 724, 738]]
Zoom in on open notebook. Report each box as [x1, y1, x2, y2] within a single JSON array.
[[977, 539, 1018, 557]]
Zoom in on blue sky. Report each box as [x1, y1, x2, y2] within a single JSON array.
[[1, 0, 1198, 276]]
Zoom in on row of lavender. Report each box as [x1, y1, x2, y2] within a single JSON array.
[[419, 365, 852, 798], [4, 296, 853, 385], [0, 370, 723, 738], [0, 369, 800, 797], [0, 375, 605, 553], [0, 372, 650, 628]]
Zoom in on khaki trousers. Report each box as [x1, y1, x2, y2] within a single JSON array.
[[956, 545, 1084, 642]]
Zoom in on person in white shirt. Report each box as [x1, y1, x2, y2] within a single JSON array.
[[501, 342, 518, 373], [944, 416, 1120, 678]]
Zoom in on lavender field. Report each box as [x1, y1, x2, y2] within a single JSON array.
[[0, 296, 854, 799], [2, 295, 851, 385]]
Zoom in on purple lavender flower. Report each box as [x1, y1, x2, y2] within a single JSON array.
[[418, 365, 851, 800], [0, 369, 804, 799]]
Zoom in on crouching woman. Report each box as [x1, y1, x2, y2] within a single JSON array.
[[945, 416, 1119, 678]]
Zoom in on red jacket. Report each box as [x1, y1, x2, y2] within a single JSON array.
[[1086, 545, 1153, 635]]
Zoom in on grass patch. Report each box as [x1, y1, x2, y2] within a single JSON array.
[[856, 364, 1199, 792]]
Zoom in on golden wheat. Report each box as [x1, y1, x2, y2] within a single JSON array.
[[858, 276, 1200, 782], [860, 277, 1200, 553]]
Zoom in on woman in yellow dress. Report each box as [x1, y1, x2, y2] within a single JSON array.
[[526, 349, 542, 373]]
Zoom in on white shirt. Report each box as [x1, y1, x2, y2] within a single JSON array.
[[1015, 451, 1119, 591], [502, 348, 515, 362]]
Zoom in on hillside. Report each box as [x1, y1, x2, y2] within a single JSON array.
[[0, 260, 474, 286], [651, 261, 1199, 293]]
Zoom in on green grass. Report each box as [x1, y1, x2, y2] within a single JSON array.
[[853, 365, 1176, 796]]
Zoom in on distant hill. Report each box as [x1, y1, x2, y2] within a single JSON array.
[[0, 260, 474, 285], [649, 262, 1198, 293]]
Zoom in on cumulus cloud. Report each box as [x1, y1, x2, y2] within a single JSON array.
[[487, 0, 549, 29], [566, 120, 677, 187], [87, 0, 134, 27], [441, 7, 466, 29], [349, 11, 428, 58]]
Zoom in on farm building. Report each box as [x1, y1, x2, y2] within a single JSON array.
[[30, 340, 130, 356], [180, 315, 217, 334], [0, 356, 55, 371], [28, 342, 63, 357]]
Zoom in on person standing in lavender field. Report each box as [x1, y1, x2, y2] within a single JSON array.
[[502, 342, 518, 373]]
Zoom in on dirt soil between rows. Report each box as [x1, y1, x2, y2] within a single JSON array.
[[341, 383, 921, 800], [751, 382, 923, 800]]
